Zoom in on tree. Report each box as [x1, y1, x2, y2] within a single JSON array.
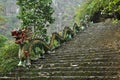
[[16, 0, 54, 41]]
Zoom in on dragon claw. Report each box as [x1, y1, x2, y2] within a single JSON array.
[[17, 61, 23, 66]]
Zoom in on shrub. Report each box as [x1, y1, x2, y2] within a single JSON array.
[[0, 41, 18, 74], [75, 0, 120, 23]]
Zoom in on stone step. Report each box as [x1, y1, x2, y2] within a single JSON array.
[[40, 67, 120, 72], [34, 62, 119, 68], [55, 49, 120, 54], [50, 71, 118, 76], [0, 76, 119, 80], [34, 59, 120, 64], [33, 61, 120, 66], [37, 58, 120, 62], [12, 66, 120, 74], [41, 51, 120, 57], [50, 51, 120, 56], [6, 71, 118, 77], [46, 53, 120, 59]]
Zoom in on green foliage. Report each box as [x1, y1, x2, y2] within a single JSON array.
[[16, 0, 54, 40], [112, 18, 118, 24], [75, 0, 120, 23], [102, 0, 120, 17], [0, 41, 18, 73], [53, 39, 59, 47], [0, 34, 7, 47]]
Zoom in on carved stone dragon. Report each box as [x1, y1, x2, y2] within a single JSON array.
[[11, 21, 89, 67]]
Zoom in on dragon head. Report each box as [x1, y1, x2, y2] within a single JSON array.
[[11, 29, 25, 44]]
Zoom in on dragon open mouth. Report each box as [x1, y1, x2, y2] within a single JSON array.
[[11, 29, 24, 44]]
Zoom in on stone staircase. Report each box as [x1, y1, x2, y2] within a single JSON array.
[[0, 22, 120, 80], [1, 45, 120, 80]]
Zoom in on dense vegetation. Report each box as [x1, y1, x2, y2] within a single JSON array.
[[0, 41, 18, 74], [17, 0, 54, 41], [75, 0, 120, 23]]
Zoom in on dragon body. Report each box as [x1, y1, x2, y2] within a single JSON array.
[[11, 22, 88, 67]]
